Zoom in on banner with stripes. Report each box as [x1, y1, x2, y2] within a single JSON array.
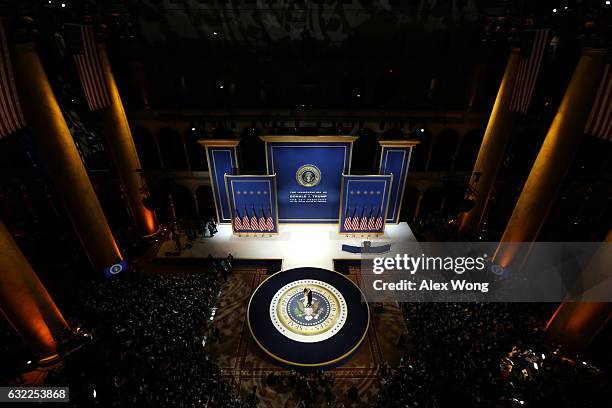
[[225, 174, 278, 234], [0, 20, 26, 138], [584, 64, 612, 141], [510, 29, 550, 114], [339, 175, 392, 234], [65, 24, 111, 111]]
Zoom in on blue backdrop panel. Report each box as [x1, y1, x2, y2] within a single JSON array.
[[206, 146, 238, 223], [339, 175, 392, 233], [266, 141, 351, 223], [226, 175, 279, 234], [380, 146, 412, 223]]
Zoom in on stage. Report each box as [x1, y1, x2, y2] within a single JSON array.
[[154, 222, 417, 270]]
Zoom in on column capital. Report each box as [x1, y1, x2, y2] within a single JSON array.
[[198, 139, 241, 147], [378, 139, 420, 148]]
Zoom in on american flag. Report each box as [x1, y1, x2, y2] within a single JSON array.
[[233, 208, 243, 231], [242, 207, 250, 230], [359, 208, 368, 230], [265, 208, 274, 231], [350, 208, 360, 230], [375, 208, 383, 230], [250, 206, 258, 231], [343, 207, 353, 231], [510, 29, 550, 114], [367, 208, 376, 230], [0, 20, 26, 138], [584, 64, 612, 141], [66, 24, 111, 111], [258, 208, 267, 231]]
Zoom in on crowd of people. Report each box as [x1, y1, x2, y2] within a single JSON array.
[[44, 266, 252, 408], [1, 269, 608, 408], [260, 370, 337, 407], [2, 215, 608, 408], [168, 218, 218, 253], [373, 303, 609, 407]]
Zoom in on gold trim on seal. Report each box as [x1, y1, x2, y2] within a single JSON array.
[[295, 164, 322, 188], [275, 283, 342, 337], [247, 268, 370, 367]]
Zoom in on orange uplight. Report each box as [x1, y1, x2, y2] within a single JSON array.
[[546, 302, 612, 350], [143, 210, 160, 237]]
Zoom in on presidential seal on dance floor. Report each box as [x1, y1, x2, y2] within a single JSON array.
[[248, 267, 369, 369], [270, 279, 347, 343]]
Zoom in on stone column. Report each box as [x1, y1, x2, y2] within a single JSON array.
[[494, 49, 607, 267], [0, 219, 67, 357], [11, 43, 123, 272], [459, 49, 520, 234], [545, 229, 612, 350], [414, 193, 425, 221], [97, 45, 159, 238]]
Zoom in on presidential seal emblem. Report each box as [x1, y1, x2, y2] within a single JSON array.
[[269, 279, 347, 343], [109, 263, 123, 275], [295, 164, 321, 188]]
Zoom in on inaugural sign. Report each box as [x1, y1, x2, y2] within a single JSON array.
[[261, 136, 357, 223], [201, 135, 418, 231]]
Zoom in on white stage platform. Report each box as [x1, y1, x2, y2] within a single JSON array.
[[155, 223, 418, 270]]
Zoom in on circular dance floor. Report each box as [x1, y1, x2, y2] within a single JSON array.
[[247, 267, 370, 368]]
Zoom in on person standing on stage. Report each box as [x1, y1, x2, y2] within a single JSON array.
[[210, 218, 218, 234], [303, 287, 313, 308]]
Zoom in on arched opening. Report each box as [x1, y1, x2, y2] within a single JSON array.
[[195, 185, 215, 221], [442, 183, 467, 217], [485, 183, 521, 233], [381, 128, 404, 139], [352, 128, 379, 173], [409, 131, 431, 171], [400, 186, 420, 222], [93, 178, 131, 231], [132, 126, 162, 170], [420, 187, 443, 220], [501, 128, 546, 178], [454, 129, 484, 171], [239, 128, 265, 172], [158, 128, 188, 170], [428, 129, 459, 171], [185, 130, 208, 171], [172, 185, 197, 220], [212, 127, 235, 139]]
